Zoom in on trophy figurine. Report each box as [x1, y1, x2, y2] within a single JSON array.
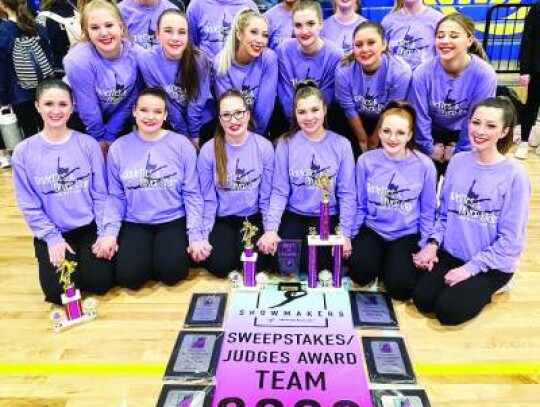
[[240, 219, 258, 287], [315, 173, 332, 240], [50, 260, 97, 333]]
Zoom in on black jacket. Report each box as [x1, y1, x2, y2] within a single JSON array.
[[520, 2, 540, 75]]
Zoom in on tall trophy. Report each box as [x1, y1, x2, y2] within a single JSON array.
[[240, 219, 258, 287], [50, 260, 97, 332], [307, 173, 345, 289]]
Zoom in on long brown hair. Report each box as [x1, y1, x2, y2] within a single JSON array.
[[157, 9, 208, 102], [375, 100, 417, 152], [1, 0, 37, 36], [435, 12, 488, 61], [214, 89, 254, 187], [340, 20, 388, 65]]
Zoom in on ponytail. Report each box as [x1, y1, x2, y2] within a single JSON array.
[[392, 0, 405, 12], [469, 37, 488, 61]]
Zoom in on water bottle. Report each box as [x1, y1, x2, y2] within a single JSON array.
[[0, 106, 23, 150]]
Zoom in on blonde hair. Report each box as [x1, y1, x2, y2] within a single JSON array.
[[292, 0, 323, 22], [80, 0, 127, 42], [217, 8, 267, 75]]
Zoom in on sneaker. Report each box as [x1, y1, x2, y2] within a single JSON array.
[[513, 125, 521, 144], [529, 126, 540, 147], [495, 280, 513, 295], [514, 142, 529, 160], [0, 155, 11, 168]]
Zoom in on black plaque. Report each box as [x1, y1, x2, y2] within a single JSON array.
[[277, 239, 302, 279], [155, 384, 215, 407], [371, 389, 432, 407], [349, 291, 398, 329], [184, 293, 227, 327], [362, 336, 416, 384]]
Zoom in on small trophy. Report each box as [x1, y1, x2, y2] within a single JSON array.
[[50, 260, 97, 333], [240, 219, 258, 288]]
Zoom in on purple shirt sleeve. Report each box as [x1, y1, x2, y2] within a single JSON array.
[[87, 138, 109, 237], [197, 141, 218, 239], [353, 154, 368, 236], [265, 139, 290, 232], [335, 62, 358, 119], [417, 155, 437, 248], [408, 61, 434, 155], [180, 141, 205, 243], [335, 141, 356, 238], [103, 146, 127, 238]]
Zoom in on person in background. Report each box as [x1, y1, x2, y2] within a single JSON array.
[[382, 0, 443, 71], [64, 0, 143, 154], [214, 8, 277, 136], [264, 0, 297, 50], [97, 88, 209, 290], [137, 8, 213, 149], [321, 0, 366, 55], [350, 100, 436, 301], [198, 89, 274, 277], [413, 97, 530, 326], [407, 12, 497, 177], [12, 79, 114, 305], [335, 21, 411, 157]]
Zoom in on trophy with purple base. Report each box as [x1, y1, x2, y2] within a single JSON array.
[[307, 173, 345, 289], [50, 260, 97, 333]]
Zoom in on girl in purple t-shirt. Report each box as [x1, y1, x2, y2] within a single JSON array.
[[12, 79, 114, 304], [350, 101, 436, 301], [321, 0, 366, 55], [413, 97, 530, 325]]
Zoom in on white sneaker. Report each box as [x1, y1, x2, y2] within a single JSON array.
[[514, 142, 529, 160], [495, 280, 513, 295], [513, 125, 521, 144], [529, 126, 540, 147], [0, 155, 11, 169]]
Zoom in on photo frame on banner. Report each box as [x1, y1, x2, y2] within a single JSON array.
[[164, 331, 224, 381], [362, 336, 416, 384], [371, 389, 432, 407], [155, 384, 215, 407], [349, 291, 399, 329], [277, 239, 302, 280], [184, 293, 228, 327]]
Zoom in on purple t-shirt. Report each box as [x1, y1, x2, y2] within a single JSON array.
[[382, 7, 443, 71], [264, 3, 294, 50], [12, 131, 107, 246], [430, 152, 530, 275], [354, 148, 437, 247], [321, 14, 366, 55], [198, 132, 274, 237]]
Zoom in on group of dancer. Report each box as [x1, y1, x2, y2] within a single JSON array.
[[2, 0, 531, 325]]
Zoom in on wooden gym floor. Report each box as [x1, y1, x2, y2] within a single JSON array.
[[0, 149, 539, 407]]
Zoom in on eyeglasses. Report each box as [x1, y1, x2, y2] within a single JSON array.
[[219, 110, 247, 122]]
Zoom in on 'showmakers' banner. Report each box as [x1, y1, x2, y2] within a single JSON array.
[[214, 286, 373, 407]]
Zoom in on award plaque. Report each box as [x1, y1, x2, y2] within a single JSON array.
[[362, 337, 416, 384], [371, 389, 432, 407], [155, 384, 215, 407], [184, 293, 227, 327], [277, 239, 302, 280], [349, 291, 398, 329], [164, 331, 223, 381]]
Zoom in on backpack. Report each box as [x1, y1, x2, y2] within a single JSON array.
[[12, 35, 55, 90], [36, 10, 82, 47]]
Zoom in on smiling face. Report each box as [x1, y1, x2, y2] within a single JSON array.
[[295, 94, 326, 139], [236, 16, 269, 62], [219, 95, 250, 139], [378, 113, 413, 159], [85, 8, 124, 59], [468, 106, 509, 155], [157, 12, 188, 60], [35, 88, 74, 130], [293, 8, 323, 52], [335, 0, 357, 13], [133, 94, 167, 136], [353, 27, 386, 72], [435, 20, 472, 62]]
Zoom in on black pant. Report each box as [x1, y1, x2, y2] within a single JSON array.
[[34, 223, 114, 305], [432, 127, 460, 178], [278, 211, 339, 273], [412, 249, 512, 326], [115, 218, 190, 290], [521, 73, 540, 142], [204, 213, 271, 278], [13, 100, 43, 138], [349, 225, 420, 301]]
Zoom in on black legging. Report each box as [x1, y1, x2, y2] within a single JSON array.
[[115, 218, 190, 290], [33, 222, 114, 305], [521, 73, 540, 142]]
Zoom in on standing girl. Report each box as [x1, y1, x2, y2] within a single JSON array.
[[98, 88, 208, 290], [408, 13, 497, 176], [335, 21, 412, 157], [215, 8, 277, 136], [64, 0, 143, 151], [412, 97, 530, 326], [258, 82, 355, 269], [198, 89, 274, 277], [350, 101, 436, 300], [321, 0, 366, 55], [381, 0, 443, 71], [12, 79, 114, 304], [137, 9, 213, 148]]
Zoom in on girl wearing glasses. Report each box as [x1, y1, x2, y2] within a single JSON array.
[[335, 21, 412, 158], [137, 9, 214, 149], [214, 9, 278, 136], [96, 88, 208, 290], [349, 101, 436, 301], [408, 13, 497, 177], [258, 82, 355, 269], [198, 89, 274, 277], [412, 97, 530, 325]]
